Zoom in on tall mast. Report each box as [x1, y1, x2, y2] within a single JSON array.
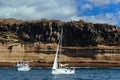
[[59, 27, 63, 64]]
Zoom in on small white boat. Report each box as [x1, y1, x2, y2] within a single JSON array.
[[15, 62, 31, 71], [52, 28, 75, 74]]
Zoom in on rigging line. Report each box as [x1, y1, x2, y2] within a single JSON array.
[[59, 27, 63, 65]]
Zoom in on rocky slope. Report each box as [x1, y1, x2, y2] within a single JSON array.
[[0, 18, 120, 68], [0, 18, 120, 46]]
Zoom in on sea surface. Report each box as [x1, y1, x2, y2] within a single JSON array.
[[0, 68, 120, 80]]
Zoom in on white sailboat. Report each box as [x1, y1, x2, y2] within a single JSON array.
[[52, 28, 75, 74], [15, 62, 31, 71]]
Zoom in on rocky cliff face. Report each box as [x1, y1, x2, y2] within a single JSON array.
[[0, 18, 120, 46], [63, 20, 120, 46], [0, 18, 120, 67]]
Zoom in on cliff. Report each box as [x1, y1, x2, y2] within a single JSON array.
[[0, 18, 120, 68], [0, 18, 120, 46]]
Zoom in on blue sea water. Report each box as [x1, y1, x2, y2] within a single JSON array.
[[0, 68, 120, 80]]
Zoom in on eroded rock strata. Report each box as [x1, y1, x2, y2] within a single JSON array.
[[0, 18, 120, 68]]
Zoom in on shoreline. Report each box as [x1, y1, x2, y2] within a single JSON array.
[[0, 61, 120, 68]]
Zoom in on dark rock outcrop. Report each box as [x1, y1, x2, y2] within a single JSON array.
[[0, 18, 120, 46], [63, 20, 120, 46]]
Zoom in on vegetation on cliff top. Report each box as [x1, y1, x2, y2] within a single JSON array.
[[0, 18, 120, 46]]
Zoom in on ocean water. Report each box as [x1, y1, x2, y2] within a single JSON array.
[[0, 68, 120, 80]]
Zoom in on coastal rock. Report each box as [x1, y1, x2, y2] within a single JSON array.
[[0, 19, 120, 68], [0, 18, 120, 46]]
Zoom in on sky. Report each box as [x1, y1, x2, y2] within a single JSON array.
[[0, 0, 120, 26]]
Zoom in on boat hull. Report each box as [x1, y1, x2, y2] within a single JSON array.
[[17, 66, 31, 71], [52, 68, 75, 74]]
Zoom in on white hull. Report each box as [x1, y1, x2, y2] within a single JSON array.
[[52, 68, 75, 74], [17, 66, 31, 71]]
